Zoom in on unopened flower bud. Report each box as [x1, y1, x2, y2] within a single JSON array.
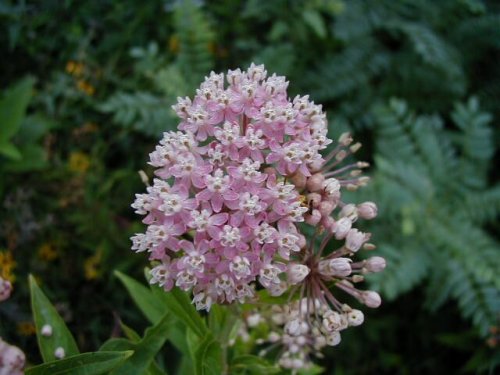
[[326, 331, 341, 346], [297, 234, 306, 249], [365, 256, 386, 272], [333, 217, 352, 239], [323, 178, 340, 196], [287, 264, 310, 285], [347, 309, 364, 326], [318, 258, 352, 277], [305, 209, 322, 225], [321, 216, 336, 232], [319, 201, 335, 217], [340, 204, 358, 221], [268, 332, 280, 342], [357, 202, 378, 220], [306, 173, 325, 192], [306, 193, 322, 207], [338, 132, 353, 146], [362, 291, 381, 308], [290, 172, 306, 190], [268, 281, 288, 296], [0, 277, 12, 302], [350, 142, 362, 153], [335, 150, 347, 161], [322, 310, 343, 332], [285, 318, 302, 336], [345, 229, 367, 252]]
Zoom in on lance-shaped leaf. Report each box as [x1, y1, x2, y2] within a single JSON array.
[[109, 313, 171, 375], [29, 275, 79, 362], [115, 270, 165, 324], [25, 351, 133, 375]]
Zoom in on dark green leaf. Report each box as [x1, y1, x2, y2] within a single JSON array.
[[29, 275, 79, 362], [115, 270, 165, 324], [25, 351, 132, 375]]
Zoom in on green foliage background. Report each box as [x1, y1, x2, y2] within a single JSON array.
[[0, 0, 499, 373]]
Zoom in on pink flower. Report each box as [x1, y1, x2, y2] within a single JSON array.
[[131, 63, 383, 320]]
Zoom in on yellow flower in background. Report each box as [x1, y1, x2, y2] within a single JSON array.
[[66, 60, 84, 76], [0, 250, 16, 283], [76, 80, 95, 96], [169, 35, 179, 54], [68, 151, 90, 174], [38, 243, 58, 262], [16, 322, 36, 336], [84, 249, 102, 280]]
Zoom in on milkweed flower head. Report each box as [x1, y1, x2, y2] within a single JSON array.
[[131, 64, 385, 363]]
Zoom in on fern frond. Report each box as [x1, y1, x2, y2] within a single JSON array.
[[173, 0, 215, 89], [451, 97, 494, 189], [462, 185, 500, 224], [98, 91, 176, 136], [368, 243, 430, 301]]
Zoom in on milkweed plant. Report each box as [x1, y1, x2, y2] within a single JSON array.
[[131, 64, 385, 372], [3, 64, 384, 374]]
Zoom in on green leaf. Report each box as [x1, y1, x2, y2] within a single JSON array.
[[110, 313, 170, 375], [115, 270, 165, 324], [29, 275, 79, 362], [155, 285, 207, 337], [187, 329, 222, 375], [25, 351, 133, 375], [0, 141, 21, 160], [231, 355, 281, 374], [0, 76, 35, 144], [302, 10, 327, 38]]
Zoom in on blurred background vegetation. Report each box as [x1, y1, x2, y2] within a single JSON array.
[[0, 0, 499, 373]]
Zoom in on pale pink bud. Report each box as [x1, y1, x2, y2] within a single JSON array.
[[321, 216, 336, 232], [362, 291, 381, 308], [319, 201, 335, 217], [285, 318, 302, 336], [287, 264, 310, 285], [0, 278, 12, 302], [323, 178, 340, 196], [338, 132, 353, 146], [322, 311, 344, 332], [346, 309, 364, 326], [357, 201, 378, 219], [1, 344, 25, 371], [340, 204, 358, 221], [268, 281, 288, 296], [365, 256, 386, 272], [345, 229, 367, 252], [290, 172, 306, 189], [297, 234, 306, 249], [305, 209, 322, 225], [326, 331, 341, 346], [306, 193, 322, 207], [306, 173, 325, 192], [333, 217, 352, 239], [318, 258, 352, 277]]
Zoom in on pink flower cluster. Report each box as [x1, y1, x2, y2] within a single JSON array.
[[131, 64, 383, 314], [132, 64, 333, 310]]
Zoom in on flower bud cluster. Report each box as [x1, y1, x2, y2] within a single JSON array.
[[244, 298, 366, 371]]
